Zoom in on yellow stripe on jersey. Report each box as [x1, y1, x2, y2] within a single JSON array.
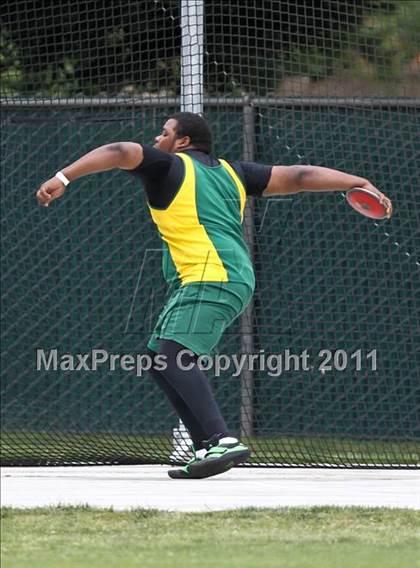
[[218, 158, 247, 222], [148, 153, 228, 284]]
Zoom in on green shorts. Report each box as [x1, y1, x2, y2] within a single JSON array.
[[147, 282, 254, 356]]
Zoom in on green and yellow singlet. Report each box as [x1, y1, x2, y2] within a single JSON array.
[[148, 153, 256, 290]]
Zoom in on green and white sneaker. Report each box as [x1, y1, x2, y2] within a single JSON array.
[[168, 437, 250, 479]]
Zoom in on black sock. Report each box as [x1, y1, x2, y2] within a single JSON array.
[[147, 340, 230, 448]]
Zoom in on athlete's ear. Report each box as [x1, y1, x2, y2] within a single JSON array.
[[176, 136, 191, 150]]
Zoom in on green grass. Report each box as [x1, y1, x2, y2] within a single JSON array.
[[2, 507, 420, 568], [2, 431, 419, 467]]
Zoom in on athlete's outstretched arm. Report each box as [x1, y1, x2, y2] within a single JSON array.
[[263, 164, 392, 217], [36, 142, 143, 207]]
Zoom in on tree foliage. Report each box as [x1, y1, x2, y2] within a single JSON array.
[[0, 0, 418, 97]]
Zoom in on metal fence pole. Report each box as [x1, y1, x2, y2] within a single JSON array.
[[171, 0, 204, 461], [180, 0, 204, 114], [240, 98, 256, 438]]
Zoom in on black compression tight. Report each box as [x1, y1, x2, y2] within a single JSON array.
[[147, 339, 230, 450]]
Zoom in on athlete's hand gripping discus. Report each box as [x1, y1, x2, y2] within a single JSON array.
[[346, 187, 392, 220]]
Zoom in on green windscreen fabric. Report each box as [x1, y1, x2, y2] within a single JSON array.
[[252, 103, 419, 447], [2, 103, 419, 467]]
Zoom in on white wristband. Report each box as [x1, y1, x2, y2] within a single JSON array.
[[55, 171, 70, 186]]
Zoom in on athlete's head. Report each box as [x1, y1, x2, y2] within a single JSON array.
[[153, 112, 212, 154]]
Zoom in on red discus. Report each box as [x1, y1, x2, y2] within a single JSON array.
[[346, 187, 388, 219]]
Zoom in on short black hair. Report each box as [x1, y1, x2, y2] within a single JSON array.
[[169, 112, 212, 154]]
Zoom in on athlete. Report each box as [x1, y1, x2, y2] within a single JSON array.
[[36, 112, 392, 479]]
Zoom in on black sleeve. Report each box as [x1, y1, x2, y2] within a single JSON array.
[[126, 145, 184, 208], [230, 160, 273, 197], [128, 144, 174, 179]]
